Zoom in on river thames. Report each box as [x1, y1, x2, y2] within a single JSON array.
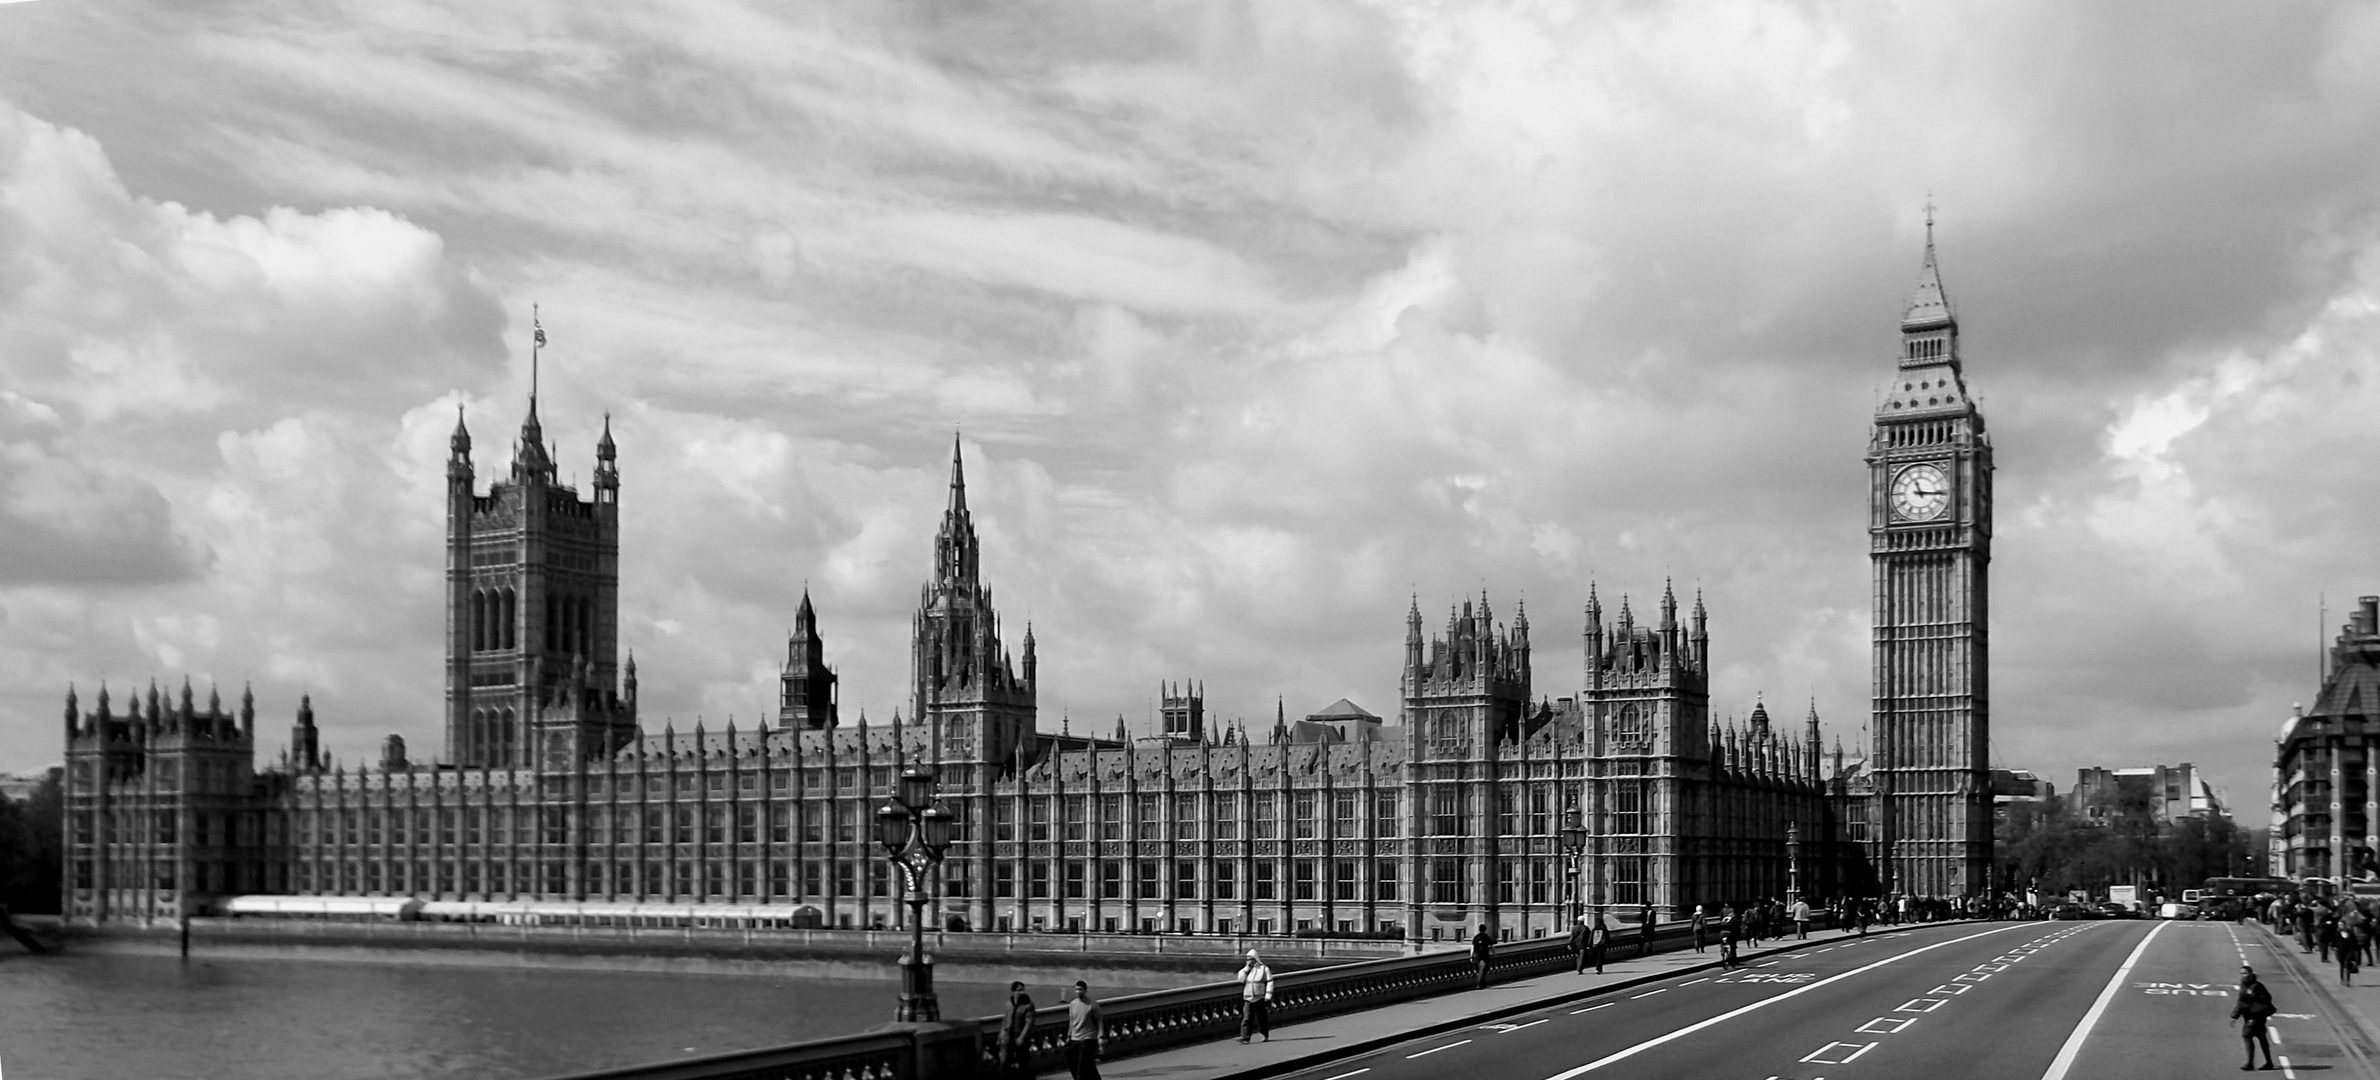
[[0, 951, 1042, 1079]]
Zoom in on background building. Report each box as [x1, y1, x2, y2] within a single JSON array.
[[2272, 596, 2380, 884], [2068, 764, 2224, 826]]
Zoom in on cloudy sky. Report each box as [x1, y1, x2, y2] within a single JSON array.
[[3, 2, 2377, 812]]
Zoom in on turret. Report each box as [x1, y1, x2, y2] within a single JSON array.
[[1022, 622, 1037, 688], [449, 406, 474, 483], [594, 412, 619, 506], [239, 683, 255, 740], [1689, 589, 1708, 670], [1407, 594, 1425, 674], [1805, 700, 1822, 778], [624, 651, 639, 709], [1513, 598, 1531, 680], [63, 684, 78, 741], [292, 693, 320, 772]]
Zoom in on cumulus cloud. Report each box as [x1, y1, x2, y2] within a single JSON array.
[[1, 0, 2379, 811]]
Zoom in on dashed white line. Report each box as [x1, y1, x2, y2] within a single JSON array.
[[1320, 1070, 1371, 1080], [1500, 1019, 1549, 1033], [2040, 920, 2171, 1080], [1570, 1002, 1614, 1014], [1683, 978, 1711, 985], [1536, 923, 2029, 1080], [1408, 1039, 1472, 1059], [1633, 988, 1668, 999]]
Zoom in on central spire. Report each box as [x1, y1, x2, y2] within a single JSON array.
[[1901, 207, 1953, 331]]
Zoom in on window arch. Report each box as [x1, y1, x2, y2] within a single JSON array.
[[501, 589, 517, 651]]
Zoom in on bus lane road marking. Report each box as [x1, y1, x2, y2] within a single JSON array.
[[1407, 1039, 1470, 1059], [2040, 920, 2171, 1080]]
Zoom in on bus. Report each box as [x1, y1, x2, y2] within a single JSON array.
[[2198, 877, 2296, 919]]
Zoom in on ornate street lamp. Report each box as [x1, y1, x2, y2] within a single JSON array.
[[877, 763, 956, 1022], [1559, 810, 1591, 927], [1786, 820, 1802, 906]]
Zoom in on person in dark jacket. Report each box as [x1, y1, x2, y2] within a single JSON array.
[[1471, 925, 1496, 988], [1718, 909, 1741, 970], [2231, 965, 2278, 1070], [1567, 915, 1594, 975], [1638, 904, 1656, 957], [2335, 920, 2360, 985], [1690, 905, 1708, 952], [996, 981, 1036, 1079]]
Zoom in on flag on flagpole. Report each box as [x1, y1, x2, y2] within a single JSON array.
[[534, 320, 546, 349]]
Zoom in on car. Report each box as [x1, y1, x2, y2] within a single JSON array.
[[2048, 903, 2096, 920], [2157, 902, 2200, 920], [2095, 902, 2140, 920]]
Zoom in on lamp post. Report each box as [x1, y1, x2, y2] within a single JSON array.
[[876, 764, 956, 1022], [1560, 810, 1591, 927], [1786, 820, 1802, 906]]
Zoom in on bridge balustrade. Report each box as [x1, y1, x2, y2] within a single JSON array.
[[543, 913, 1866, 1080]]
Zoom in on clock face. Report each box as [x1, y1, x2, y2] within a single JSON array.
[[1890, 464, 1951, 522]]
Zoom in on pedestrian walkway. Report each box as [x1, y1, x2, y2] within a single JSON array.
[[2243, 918, 2380, 1068], [1051, 924, 1930, 1080]]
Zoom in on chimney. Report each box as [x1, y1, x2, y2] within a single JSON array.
[[2359, 596, 2378, 636]]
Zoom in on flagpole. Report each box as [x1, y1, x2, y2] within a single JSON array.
[[531, 303, 542, 409]]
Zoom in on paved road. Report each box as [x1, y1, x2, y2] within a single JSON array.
[[1273, 921, 2380, 1080]]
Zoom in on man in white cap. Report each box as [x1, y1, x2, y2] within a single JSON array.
[[1237, 948, 1275, 1043]]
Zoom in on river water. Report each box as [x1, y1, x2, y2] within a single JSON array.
[[0, 950, 1043, 1080]]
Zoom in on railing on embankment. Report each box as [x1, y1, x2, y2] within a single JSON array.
[[540, 913, 1859, 1080]]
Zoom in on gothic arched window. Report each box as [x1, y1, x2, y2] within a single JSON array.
[[501, 590, 517, 651], [1614, 703, 1642, 747]]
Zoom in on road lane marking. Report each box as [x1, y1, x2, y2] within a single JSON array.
[[1895, 998, 1944, 1013], [1953, 972, 1991, 982], [1537, 922, 2030, 1079], [1498, 1019, 1549, 1033], [1320, 1071, 1370, 1080], [1683, 978, 1710, 985], [1570, 1003, 1614, 1014], [1633, 988, 1668, 998], [1801, 1041, 1877, 1064], [1857, 1017, 1915, 1034], [2038, 920, 2170, 1080], [1408, 1039, 1471, 1059], [1930, 984, 1969, 995]]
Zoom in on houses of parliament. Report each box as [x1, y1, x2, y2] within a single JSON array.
[[58, 237, 1996, 938]]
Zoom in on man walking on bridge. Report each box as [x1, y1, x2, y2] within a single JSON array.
[[1237, 950, 1274, 1043], [1471, 925, 1496, 988], [1792, 896, 1811, 940], [1066, 981, 1105, 1080], [1638, 904, 1655, 957]]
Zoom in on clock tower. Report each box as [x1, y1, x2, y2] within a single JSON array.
[[1867, 221, 1994, 900]]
